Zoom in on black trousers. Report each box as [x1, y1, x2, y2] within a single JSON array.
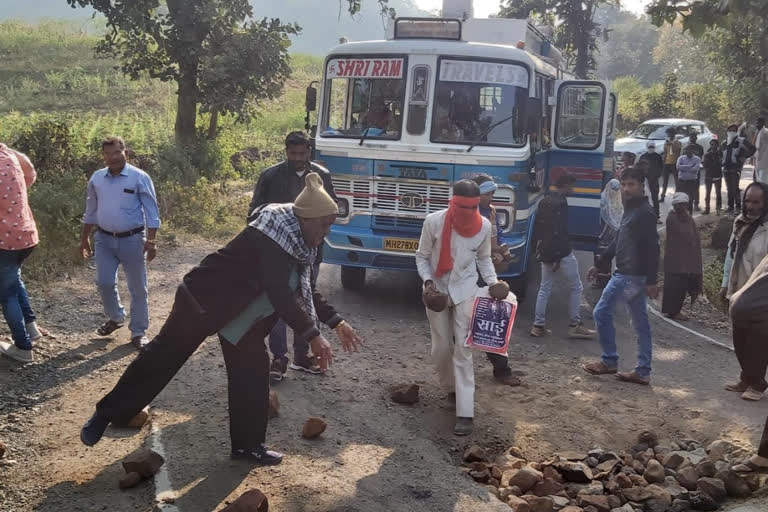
[[704, 178, 722, 212], [733, 322, 768, 392], [725, 171, 742, 210], [96, 287, 273, 450], [661, 164, 677, 197], [661, 273, 702, 315], [759, 416, 768, 459], [693, 170, 701, 207], [646, 176, 660, 217], [677, 179, 698, 213]]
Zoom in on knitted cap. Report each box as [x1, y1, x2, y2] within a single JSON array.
[[293, 173, 338, 218], [672, 192, 689, 205]]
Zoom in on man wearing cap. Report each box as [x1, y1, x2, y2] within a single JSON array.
[[638, 140, 663, 221], [662, 192, 702, 321], [249, 131, 338, 381], [80, 174, 362, 465], [416, 180, 503, 436], [676, 145, 701, 213]]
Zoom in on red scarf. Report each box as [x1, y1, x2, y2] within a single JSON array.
[[435, 196, 483, 277]]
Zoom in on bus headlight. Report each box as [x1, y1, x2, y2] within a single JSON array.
[[496, 209, 510, 229], [337, 198, 349, 218]]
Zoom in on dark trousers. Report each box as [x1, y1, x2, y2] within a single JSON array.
[[733, 322, 768, 392], [661, 164, 677, 198], [759, 416, 768, 459], [661, 273, 702, 315], [725, 171, 742, 211], [646, 176, 660, 218], [677, 179, 698, 213], [704, 178, 722, 212], [96, 287, 273, 450], [693, 170, 701, 207]]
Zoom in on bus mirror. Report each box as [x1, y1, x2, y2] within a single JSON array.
[[305, 85, 317, 112]]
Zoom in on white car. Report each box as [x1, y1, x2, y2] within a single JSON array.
[[615, 118, 717, 165]]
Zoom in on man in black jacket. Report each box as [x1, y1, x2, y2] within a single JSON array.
[[80, 174, 362, 465], [249, 131, 338, 381], [638, 141, 663, 221], [530, 173, 595, 339], [584, 166, 660, 385]]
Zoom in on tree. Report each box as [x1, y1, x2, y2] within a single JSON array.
[[67, 0, 299, 144], [646, 0, 768, 115], [594, 6, 662, 84], [499, 0, 619, 78]]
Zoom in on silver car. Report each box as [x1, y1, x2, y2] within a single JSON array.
[[614, 118, 717, 169]]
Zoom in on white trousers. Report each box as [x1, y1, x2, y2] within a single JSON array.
[[426, 299, 475, 418]]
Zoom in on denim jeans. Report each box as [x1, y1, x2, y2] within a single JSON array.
[[534, 252, 583, 327], [0, 247, 36, 350], [593, 273, 653, 377], [94, 231, 148, 338]]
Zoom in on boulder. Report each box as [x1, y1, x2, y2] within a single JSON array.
[[668, 499, 691, 512], [696, 477, 726, 503], [611, 505, 634, 512], [575, 482, 605, 496], [644, 460, 666, 484], [705, 440, 732, 462], [675, 467, 700, 491], [532, 478, 565, 497], [556, 462, 594, 483], [597, 459, 620, 473], [491, 465, 503, 480], [632, 461, 647, 474], [543, 466, 565, 483], [687, 491, 718, 511], [714, 468, 752, 498], [527, 496, 555, 512], [463, 445, 487, 463], [606, 495, 621, 509], [268, 390, 279, 419], [552, 496, 570, 510], [695, 459, 716, 478], [0, 440, 5, 459], [302, 417, 327, 439], [558, 451, 588, 462], [622, 487, 653, 502], [118, 471, 142, 490], [664, 453, 685, 470], [578, 495, 610, 512], [616, 473, 633, 489], [508, 495, 532, 512], [500, 486, 523, 499], [508, 466, 544, 493], [390, 384, 419, 405], [122, 449, 165, 478], [638, 431, 659, 448], [644, 499, 668, 512], [469, 467, 490, 482], [220, 489, 269, 512], [628, 475, 649, 487], [645, 484, 672, 504], [711, 216, 733, 250]]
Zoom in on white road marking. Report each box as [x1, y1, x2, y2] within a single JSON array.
[[646, 305, 733, 351], [150, 422, 180, 511]]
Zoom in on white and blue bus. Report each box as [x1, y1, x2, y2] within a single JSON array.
[[306, 13, 616, 299]]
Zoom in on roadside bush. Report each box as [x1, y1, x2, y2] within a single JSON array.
[[703, 255, 727, 314]]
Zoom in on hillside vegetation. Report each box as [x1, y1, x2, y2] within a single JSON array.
[[0, 20, 323, 279]]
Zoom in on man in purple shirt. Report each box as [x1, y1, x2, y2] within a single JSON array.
[[676, 145, 701, 213]]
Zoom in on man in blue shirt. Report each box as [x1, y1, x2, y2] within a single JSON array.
[[80, 136, 161, 350], [676, 145, 702, 213]]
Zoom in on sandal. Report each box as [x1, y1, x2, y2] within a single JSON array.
[[582, 361, 618, 375], [97, 320, 124, 336]]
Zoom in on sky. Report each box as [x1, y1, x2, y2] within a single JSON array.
[[414, 0, 651, 17]]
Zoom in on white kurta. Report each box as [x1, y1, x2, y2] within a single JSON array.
[[755, 127, 768, 183], [415, 209, 497, 418]]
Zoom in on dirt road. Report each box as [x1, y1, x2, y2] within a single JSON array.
[[1, 231, 767, 511]]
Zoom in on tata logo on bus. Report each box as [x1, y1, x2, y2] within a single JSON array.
[[397, 167, 428, 180], [399, 192, 425, 209], [326, 58, 404, 79], [439, 60, 528, 88]]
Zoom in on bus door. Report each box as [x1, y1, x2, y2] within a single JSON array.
[[549, 80, 611, 250]]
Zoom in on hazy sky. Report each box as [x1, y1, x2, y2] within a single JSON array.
[[415, 0, 651, 17]]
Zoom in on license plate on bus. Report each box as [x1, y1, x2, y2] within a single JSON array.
[[384, 238, 419, 252]]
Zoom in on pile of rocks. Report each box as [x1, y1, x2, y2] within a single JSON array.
[[461, 432, 765, 511]]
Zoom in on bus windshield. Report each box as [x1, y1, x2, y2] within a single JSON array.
[[321, 56, 406, 140], [431, 59, 528, 147]]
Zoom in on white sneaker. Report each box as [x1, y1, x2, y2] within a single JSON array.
[[26, 321, 42, 341], [0, 341, 33, 363]]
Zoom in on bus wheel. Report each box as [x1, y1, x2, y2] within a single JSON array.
[[341, 266, 366, 290]]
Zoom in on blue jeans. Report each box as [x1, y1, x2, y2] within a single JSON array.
[[94, 231, 148, 338], [0, 247, 36, 350], [534, 252, 583, 327], [593, 273, 653, 377]]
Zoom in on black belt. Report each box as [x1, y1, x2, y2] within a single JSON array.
[[99, 227, 144, 238]]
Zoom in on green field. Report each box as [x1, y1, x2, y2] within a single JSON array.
[[0, 20, 323, 279]]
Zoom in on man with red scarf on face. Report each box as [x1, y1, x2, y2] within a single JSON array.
[[416, 180, 499, 436]]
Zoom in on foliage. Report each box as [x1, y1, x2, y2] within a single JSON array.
[[703, 254, 727, 314], [500, 0, 619, 78], [651, 23, 712, 84], [594, 6, 662, 84]]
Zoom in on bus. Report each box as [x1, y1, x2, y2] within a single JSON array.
[[305, 14, 616, 299]]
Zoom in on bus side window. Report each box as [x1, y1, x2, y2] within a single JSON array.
[[406, 66, 430, 135], [556, 84, 604, 149]]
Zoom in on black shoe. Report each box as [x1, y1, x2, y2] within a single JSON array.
[[80, 412, 110, 447], [231, 445, 284, 465], [703, 209, 710, 215], [290, 355, 323, 374], [270, 356, 288, 382], [131, 336, 150, 351]]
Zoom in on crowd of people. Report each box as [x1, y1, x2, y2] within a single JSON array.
[[0, 119, 765, 466]]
